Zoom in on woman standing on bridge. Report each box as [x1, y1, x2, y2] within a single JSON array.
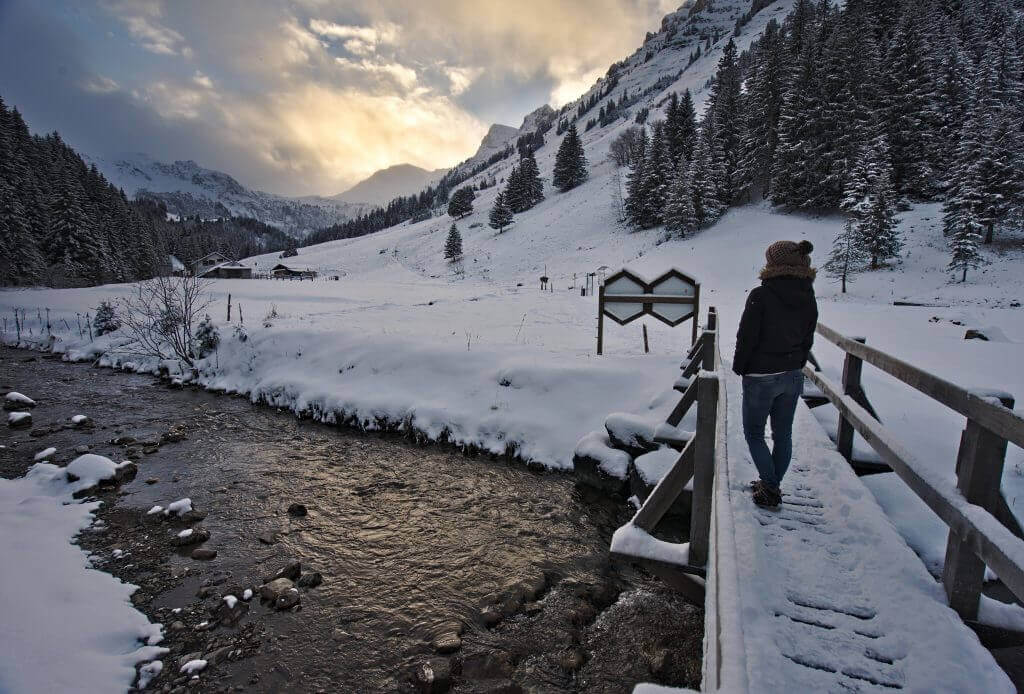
[[732, 240, 818, 508]]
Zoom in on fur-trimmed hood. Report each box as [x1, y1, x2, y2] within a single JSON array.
[[759, 265, 817, 281]]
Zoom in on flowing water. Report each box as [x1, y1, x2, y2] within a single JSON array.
[[0, 347, 702, 693]]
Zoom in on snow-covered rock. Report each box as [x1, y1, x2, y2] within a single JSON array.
[[4, 391, 35, 408], [573, 431, 631, 495], [604, 413, 659, 457], [64, 454, 136, 492], [33, 447, 56, 461], [7, 411, 31, 428]]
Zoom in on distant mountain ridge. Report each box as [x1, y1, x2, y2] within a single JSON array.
[[335, 163, 448, 206], [83, 153, 367, 238]]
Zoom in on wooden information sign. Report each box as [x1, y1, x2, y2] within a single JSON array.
[[597, 268, 700, 354]]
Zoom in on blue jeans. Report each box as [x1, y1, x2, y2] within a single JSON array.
[[742, 370, 803, 490]]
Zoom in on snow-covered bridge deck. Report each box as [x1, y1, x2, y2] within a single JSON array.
[[702, 376, 1014, 692], [615, 313, 1022, 692]]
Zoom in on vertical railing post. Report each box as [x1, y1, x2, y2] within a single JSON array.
[[596, 285, 605, 356], [942, 393, 1015, 620], [836, 336, 866, 461], [689, 372, 719, 567]]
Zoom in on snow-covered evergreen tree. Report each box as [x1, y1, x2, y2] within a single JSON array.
[[690, 124, 726, 228], [444, 223, 463, 262], [488, 190, 513, 232], [447, 186, 474, 219], [664, 158, 698, 238], [552, 123, 588, 192], [824, 219, 868, 293]]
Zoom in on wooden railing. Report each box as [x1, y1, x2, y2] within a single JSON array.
[[805, 322, 1024, 620], [609, 307, 724, 598]]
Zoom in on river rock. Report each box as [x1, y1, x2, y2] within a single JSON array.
[[520, 573, 547, 601], [172, 527, 210, 547], [204, 646, 234, 666], [75, 445, 91, 454], [432, 632, 461, 654], [215, 597, 248, 626], [287, 503, 308, 517], [191, 548, 217, 560], [161, 428, 187, 443], [257, 532, 278, 545], [259, 578, 294, 601], [461, 652, 513, 680], [558, 647, 586, 671], [275, 588, 301, 610], [114, 461, 138, 483], [480, 606, 502, 628], [169, 620, 186, 632], [297, 571, 322, 589], [411, 658, 451, 693], [263, 560, 301, 583]]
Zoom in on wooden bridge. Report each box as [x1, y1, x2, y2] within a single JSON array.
[[611, 308, 1024, 692]]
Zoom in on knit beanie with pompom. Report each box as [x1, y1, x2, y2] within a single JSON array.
[[760, 240, 816, 280]]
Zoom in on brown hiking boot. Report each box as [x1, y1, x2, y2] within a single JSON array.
[[753, 484, 781, 508]]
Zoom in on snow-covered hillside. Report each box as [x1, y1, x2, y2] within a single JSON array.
[[334, 164, 448, 206], [83, 153, 367, 238]]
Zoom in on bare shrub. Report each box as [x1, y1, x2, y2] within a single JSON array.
[[117, 275, 213, 366]]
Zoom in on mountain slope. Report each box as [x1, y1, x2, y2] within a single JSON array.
[[84, 153, 367, 238], [335, 164, 447, 206]]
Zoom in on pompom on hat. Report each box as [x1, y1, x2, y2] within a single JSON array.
[[760, 240, 816, 280]]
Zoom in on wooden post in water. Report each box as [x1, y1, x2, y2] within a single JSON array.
[[942, 393, 1015, 620], [689, 372, 719, 567], [227, 294, 232, 322], [837, 337, 866, 461]]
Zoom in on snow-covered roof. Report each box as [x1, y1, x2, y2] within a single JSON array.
[[199, 261, 250, 276], [194, 251, 231, 264], [271, 264, 315, 273]]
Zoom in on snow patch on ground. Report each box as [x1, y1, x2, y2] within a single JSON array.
[[0, 463, 165, 692]]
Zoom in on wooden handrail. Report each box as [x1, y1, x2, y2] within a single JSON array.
[[805, 366, 1024, 607], [816, 322, 1024, 449]]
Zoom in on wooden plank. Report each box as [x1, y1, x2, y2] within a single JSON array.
[[804, 366, 1024, 606], [944, 415, 1014, 619], [686, 332, 707, 360], [632, 438, 695, 532], [666, 379, 698, 427], [701, 330, 717, 371], [610, 552, 706, 604], [689, 374, 719, 567], [837, 339, 865, 461], [597, 285, 604, 355], [995, 491, 1024, 541], [816, 322, 1024, 449], [682, 355, 701, 380], [602, 294, 697, 304]]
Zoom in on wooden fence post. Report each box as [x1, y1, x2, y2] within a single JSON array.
[[942, 394, 1015, 620], [689, 372, 719, 567], [596, 285, 605, 355], [837, 336, 867, 461]]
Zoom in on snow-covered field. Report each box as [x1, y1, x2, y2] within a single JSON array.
[[4, 200, 1022, 571]]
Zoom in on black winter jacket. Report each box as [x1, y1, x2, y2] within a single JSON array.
[[732, 276, 818, 376]]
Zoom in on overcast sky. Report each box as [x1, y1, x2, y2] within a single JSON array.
[[0, 0, 679, 196]]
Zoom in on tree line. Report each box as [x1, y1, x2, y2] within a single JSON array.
[[0, 97, 297, 287], [619, 0, 1024, 282]]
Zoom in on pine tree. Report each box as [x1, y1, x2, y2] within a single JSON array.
[[690, 124, 726, 228], [488, 190, 513, 232], [624, 130, 649, 227], [552, 123, 588, 192], [667, 90, 698, 168], [634, 121, 673, 228], [708, 39, 745, 204], [518, 154, 544, 209], [664, 158, 697, 238], [824, 219, 868, 293], [447, 186, 474, 218], [444, 223, 463, 262], [738, 20, 785, 199]]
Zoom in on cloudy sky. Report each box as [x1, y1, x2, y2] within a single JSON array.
[[0, 0, 679, 196]]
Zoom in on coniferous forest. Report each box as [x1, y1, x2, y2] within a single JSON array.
[[622, 0, 1024, 281], [0, 97, 294, 287]]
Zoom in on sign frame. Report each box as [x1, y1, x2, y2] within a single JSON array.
[[597, 268, 700, 354]]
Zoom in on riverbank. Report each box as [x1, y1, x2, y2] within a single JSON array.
[[1, 347, 702, 692]]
